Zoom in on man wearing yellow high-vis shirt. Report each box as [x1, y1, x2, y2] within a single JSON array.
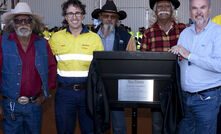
[[49, 0, 103, 133]]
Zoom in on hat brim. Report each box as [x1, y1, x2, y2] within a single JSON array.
[[149, 0, 180, 10], [1, 12, 43, 24], [91, 8, 127, 20]]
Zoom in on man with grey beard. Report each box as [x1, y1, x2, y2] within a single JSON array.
[[169, 0, 221, 133], [91, 0, 136, 133], [0, 2, 56, 134], [140, 0, 185, 133]]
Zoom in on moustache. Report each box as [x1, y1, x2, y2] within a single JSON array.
[[158, 11, 170, 15], [195, 14, 203, 18], [18, 26, 31, 31]]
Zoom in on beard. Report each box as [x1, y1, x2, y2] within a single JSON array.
[[15, 26, 32, 37], [102, 22, 114, 36], [193, 14, 209, 26]]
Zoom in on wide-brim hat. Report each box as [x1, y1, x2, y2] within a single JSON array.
[[149, 0, 180, 10], [91, 1, 127, 20], [1, 2, 43, 23]]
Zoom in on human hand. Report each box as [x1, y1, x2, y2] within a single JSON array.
[[169, 45, 190, 59], [31, 93, 46, 105]]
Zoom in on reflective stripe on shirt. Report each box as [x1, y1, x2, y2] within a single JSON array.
[[55, 54, 93, 61]]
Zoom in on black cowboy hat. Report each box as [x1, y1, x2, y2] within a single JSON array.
[[149, 0, 180, 10], [91, 0, 127, 20]]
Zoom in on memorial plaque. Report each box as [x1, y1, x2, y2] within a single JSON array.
[[118, 79, 154, 102]]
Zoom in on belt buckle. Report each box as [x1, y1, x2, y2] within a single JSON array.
[[17, 96, 29, 105], [73, 85, 80, 91]]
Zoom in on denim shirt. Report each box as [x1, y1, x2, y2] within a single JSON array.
[[97, 27, 115, 51]]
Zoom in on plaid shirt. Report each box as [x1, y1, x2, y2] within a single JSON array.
[[140, 21, 186, 52]]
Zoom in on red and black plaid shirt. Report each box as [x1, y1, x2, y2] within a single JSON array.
[[140, 21, 186, 52]]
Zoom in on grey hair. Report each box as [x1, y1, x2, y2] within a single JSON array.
[[149, 1, 178, 27], [3, 15, 44, 35], [189, 0, 211, 9]]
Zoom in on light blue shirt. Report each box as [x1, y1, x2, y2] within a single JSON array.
[[97, 27, 115, 51], [178, 20, 221, 92]]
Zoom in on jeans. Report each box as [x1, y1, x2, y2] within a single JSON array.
[[178, 88, 221, 134], [151, 109, 163, 134], [2, 99, 42, 134], [111, 108, 127, 134], [55, 87, 94, 134]]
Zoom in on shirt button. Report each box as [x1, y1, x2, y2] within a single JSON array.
[[18, 64, 21, 66], [16, 83, 20, 86], [17, 73, 20, 75]]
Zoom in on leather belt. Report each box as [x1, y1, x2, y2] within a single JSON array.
[[58, 83, 86, 91], [2, 95, 39, 105], [183, 86, 221, 95]]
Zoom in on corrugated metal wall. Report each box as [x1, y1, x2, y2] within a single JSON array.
[[14, 0, 221, 33]]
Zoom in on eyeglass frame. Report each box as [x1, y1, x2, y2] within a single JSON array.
[[100, 13, 118, 20], [66, 12, 83, 18], [13, 17, 33, 25]]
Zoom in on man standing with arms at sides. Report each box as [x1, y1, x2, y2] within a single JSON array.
[[91, 0, 136, 133], [140, 0, 185, 133], [169, 0, 221, 133], [49, 0, 103, 134], [0, 2, 57, 134]]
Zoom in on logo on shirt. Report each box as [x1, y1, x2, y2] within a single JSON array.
[[81, 44, 90, 49], [82, 44, 89, 47]]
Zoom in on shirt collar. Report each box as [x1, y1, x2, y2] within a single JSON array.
[[66, 24, 89, 34], [190, 19, 212, 33], [153, 21, 178, 30]]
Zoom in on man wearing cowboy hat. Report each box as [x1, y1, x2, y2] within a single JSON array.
[[0, 2, 57, 134], [91, 0, 136, 133], [140, 0, 186, 133]]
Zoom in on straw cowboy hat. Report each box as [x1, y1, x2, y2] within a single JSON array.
[[91, 0, 127, 20], [149, 0, 180, 10], [1, 2, 43, 23]]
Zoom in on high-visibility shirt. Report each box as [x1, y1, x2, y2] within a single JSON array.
[[212, 15, 221, 26], [49, 27, 103, 78], [43, 30, 51, 40]]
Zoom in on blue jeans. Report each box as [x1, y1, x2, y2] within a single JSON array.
[[2, 99, 42, 134], [178, 88, 221, 134], [55, 87, 94, 134], [111, 109, 127, 134]]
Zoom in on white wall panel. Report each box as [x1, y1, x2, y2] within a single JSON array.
[[11, 0, 221, 32]]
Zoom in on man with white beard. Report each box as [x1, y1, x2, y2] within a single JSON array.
[[0, 2, 57, 134], [140, 0, 185, 133], [91, 0, 136, 133]]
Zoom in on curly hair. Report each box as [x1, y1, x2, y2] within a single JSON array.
[[3, 15, 44, 35], [149, 2, 179, 27], [61, 0, 86, 17]]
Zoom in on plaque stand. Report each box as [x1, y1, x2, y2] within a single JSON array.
[[132, 108, 137, 134]]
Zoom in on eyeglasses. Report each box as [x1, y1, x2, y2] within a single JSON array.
[[101, 14, 118, 19], [66, 12, 83, 18], [14, 18, 32, 24]]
